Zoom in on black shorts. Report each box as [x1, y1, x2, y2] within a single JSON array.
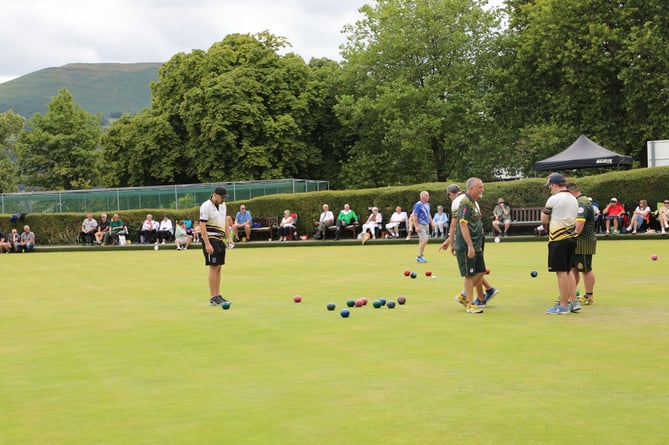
[[548, 238, 576, 272], [202, 238, 227, 266]]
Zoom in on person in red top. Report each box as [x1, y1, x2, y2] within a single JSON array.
[[602, 197, 625, 235]]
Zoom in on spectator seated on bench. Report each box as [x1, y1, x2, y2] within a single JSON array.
[[658, 200, 669, 234], [95, 213, 110, 245], [314, 204, 334, 240], [602, 198, 626, 234], [385, 206, 408, 239], [492, 198, 511, 237], [627, 199, 652, 234], [232, 205, 252, 242], [288, 213, 299, 240], [331, 203, 359, 240], [107, 213, 129, 245], [156, 214, 174, 244], [191, 220, 201, 242], [431, 205, 449, 238], [140, 214, 157, 244], [361, 207, 383, 241], [278, 210, 295, 242], [80, 213, 98, 246]]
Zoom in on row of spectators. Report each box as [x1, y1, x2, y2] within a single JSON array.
[[79, 213, 200, 248], [0, 225, 35, 253]]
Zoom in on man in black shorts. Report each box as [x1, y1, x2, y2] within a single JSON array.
[[541, 173, 578, 315], [200, 186, 234, 306]]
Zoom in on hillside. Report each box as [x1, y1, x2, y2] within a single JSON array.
[[0, 63, 162, 122]]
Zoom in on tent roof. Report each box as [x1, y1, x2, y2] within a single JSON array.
[[534, 135, 633, 171]]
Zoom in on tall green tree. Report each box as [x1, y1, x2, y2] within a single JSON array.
[[143, 31, 325, 183], [0, 110, 25, 193], [16, 89, 101, 190], [500, 0, 669, 170], [336, 0, 501, 187], [99, 112, 182, 187]]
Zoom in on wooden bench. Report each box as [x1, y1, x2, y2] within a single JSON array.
[[250, 216, 278, 241], [507, 207, 544, 235], [326, 222, 360, 239]]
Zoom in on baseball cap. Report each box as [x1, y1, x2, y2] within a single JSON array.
[[545, 173, 566, 187], [213, 186, 228, 197], [610, 197, 617, 202], [446, 184, 461, 194]]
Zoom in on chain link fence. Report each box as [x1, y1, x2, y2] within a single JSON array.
[[1, 179, 328, 214]]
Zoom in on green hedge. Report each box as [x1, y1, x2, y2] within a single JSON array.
[[4, 166, 669, 245]]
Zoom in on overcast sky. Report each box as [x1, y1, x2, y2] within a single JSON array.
[[0, 0, 368, 84], [0, 0, 504, 85]]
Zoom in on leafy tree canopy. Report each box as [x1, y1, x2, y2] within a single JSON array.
[[102, 31, 338, 187], [0, 109, 25, 193], [336, 0, 501, 187], [15, 89, 101, 190]]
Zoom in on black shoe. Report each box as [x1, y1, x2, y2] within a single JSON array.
[[209, 295, 228, 306]]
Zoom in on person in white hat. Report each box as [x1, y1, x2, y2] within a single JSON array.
[[602, 197, 625, 235]]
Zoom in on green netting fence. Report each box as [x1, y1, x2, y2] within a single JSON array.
[[0, 179, 329, 214]]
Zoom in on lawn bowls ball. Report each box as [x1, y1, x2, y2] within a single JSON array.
[[397, 296, 407, 305], [652, 254, 658, 261], [410, 272, 417, 279], [340, 309, 350, 318], [404, 269, 411, 276], [425, 270, 432, 277], [354, 299, 363, 307], [387, 301, 396, 309], [221, 301, 231, 310], [379, 298, 387, 306], [531, 270, 538, 277], [346, 299, 356, 307], [373, 300, 382, 308], [326, 303, 336, 311], [293, 295, 302, 303]]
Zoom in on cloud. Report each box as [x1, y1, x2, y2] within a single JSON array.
[[0, 0, 366, 83]]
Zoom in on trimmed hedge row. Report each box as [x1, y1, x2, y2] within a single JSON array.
[[4, 166, 669, 245]]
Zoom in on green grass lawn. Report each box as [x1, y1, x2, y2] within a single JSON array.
[[2, 240, 668, 444]]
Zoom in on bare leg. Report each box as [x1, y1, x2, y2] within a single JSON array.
[[209, 265, 222, 297]]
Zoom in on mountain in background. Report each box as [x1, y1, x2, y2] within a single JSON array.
[[0, 63, 162, 123]]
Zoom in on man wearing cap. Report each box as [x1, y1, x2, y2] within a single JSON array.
[[492, 198, 511, 237], [200, 186, 234, 306], [602, 197, 625, 235], [541, 173, 578, 315]]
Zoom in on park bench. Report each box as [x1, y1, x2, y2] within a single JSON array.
[[326, 222, 360, 239], [507, 207, 544, 235], [250, 216, 278, 241]]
